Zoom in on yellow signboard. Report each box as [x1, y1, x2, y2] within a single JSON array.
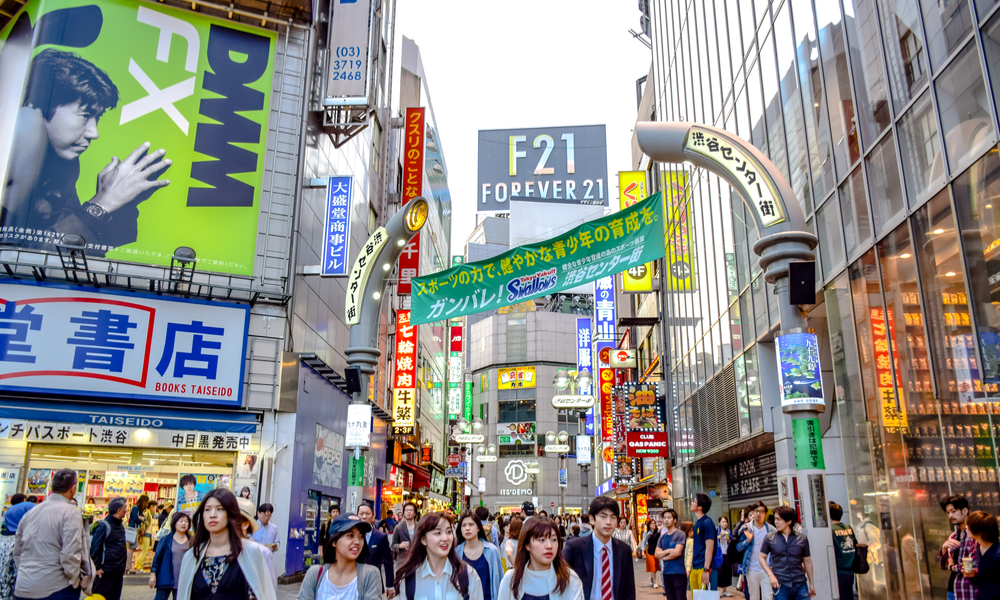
[[392, 388, 416, 433], [619, 171, 653, 292], [497, 366, 536, 389], [663, 171, 696, 292]]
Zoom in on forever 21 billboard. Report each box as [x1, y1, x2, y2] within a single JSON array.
[[0, 0, 277, 276], [477, 124, 609, 212]]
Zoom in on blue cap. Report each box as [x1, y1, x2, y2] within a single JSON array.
[[4, 502, 34, 534]]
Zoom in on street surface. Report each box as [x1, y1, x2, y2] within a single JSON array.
[[115, 560, 739, 600]]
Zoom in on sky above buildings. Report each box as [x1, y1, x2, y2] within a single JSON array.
[[395, 1, 653, 255]]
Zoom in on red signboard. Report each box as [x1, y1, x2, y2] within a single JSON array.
[[450, 325, 464, 353], [626, 430, 669, 457], [447, 453, 461, 467], [398, 108, 425, 295]]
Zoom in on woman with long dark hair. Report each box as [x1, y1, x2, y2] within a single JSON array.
[[175, 489, 276, 600], [394, 512, 484, 600], [127, 494, 150, 574], [496, 517, 583, 600], [296, 514, 382, 600], [149, 512, 192, 600], [455, 512, 503, 600]]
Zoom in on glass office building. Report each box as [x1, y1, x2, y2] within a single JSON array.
[[648, 0, 1000, 597]]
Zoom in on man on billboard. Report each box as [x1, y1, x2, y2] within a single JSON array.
[[2, 48, 170, 254]]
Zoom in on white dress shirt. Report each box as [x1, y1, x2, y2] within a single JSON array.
[[401, 558, 485, 600], [590, 534, 614, 600]]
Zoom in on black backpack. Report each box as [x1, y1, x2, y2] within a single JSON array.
[[852, 543, 870, 574], [405, 564, 470, 600]]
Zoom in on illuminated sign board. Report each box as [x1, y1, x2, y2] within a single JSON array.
[[774, 331, 824, 409], [478, 125, 609, 211], [322, 177, 354, 276], [498, 366, 536, 389], [398, 108, 425, 294], [618, 171, 653, 292], [392, 310, 416, 434]]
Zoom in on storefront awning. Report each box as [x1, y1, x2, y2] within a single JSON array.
[[0, 399, 259, 433], [400, 462, 431, 490]]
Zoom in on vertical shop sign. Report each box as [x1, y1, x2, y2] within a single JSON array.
[[577, 317, 595, 435], [870, 307, 908, 430], [624, 383, 667, 457], [392, 310, 416, 434], [612, 386, 635, 484], [595, 277, 616, 341], [597, 341, 615, 443], [464, 380, 473, 421], [398, 108, 426, 295], [618, 171, 653, 292], [663, 171, 696, 291], [345, 404, 372, 448], [576, 434, 592, 465], [321, 177, 353, 276], [791, 418, 826, 470]]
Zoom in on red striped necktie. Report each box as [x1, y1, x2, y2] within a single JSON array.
[[601, 546, 612, 600]]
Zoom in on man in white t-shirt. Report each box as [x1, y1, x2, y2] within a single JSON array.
[[736, 502, 776, 600], [252, 502, 280, 551]]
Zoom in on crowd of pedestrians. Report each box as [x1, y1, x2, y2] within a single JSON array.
[[5, 472, 1000, 600]]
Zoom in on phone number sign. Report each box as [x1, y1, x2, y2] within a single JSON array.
[[0, 282, 249, 406]]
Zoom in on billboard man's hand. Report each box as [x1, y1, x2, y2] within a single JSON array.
[[92, 142, 171, 213]]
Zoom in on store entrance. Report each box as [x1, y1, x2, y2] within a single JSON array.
[[25, 443, 237, 527]]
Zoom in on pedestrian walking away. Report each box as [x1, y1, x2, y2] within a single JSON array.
[[967, 511, 1000, 600], [937, 495, 980, 600], [456, 512, 503, 600], [737, 502, 776, 600], [757, 506, 816, 600], [296, 513, 382, 600], [357, 503, 395, 597], [12, 469, 93, 600], [562, 497, 636, 600], [128, 494, 152, 574], [654, 509, 686, 600], [828, 502, 857, 600], [13, 469, 89, 600], [175, 488, 277, 600], [149, 512, 192, 600], [393, 512, 485, 600], [91, 497, 129, 600], [1, 496, 32, 600], [689, 493, 717, 593], [496, 517, 583, 600], [641, 519, 660, 589]]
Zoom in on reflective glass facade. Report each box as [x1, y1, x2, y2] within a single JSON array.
[[650, 0, 1000, 597]]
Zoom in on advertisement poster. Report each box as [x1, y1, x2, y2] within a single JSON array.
[[175, 473, 223, 514], [313, 423, 344, 488], [625, 383, 668, 457], [410, 193, 665, 324], [774, 332, 824, 408], [497, 366, 535, 389], [662, 171, 695, 292], [618, 171, 653, 292], [597, 341, 615, 443], [26, 467, 52, 494], [1, 468, 19, 506], [0, 0, 277, 275]]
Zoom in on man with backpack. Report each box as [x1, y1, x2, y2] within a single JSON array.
[[90, 497, 128, 600], [12, 469, 86, 600], [830, 502, 858, 600]]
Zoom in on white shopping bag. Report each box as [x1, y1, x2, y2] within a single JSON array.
[[693, 590, 721, 600]]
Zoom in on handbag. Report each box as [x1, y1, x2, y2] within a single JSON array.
[[693, 590, 720, 600], [852, 543, 870, 574], [125, 526, 138, 545]]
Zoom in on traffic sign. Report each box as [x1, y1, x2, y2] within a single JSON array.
[[447, 453, 461, 467]]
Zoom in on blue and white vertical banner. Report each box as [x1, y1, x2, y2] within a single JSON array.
[[321, 176, 354, 276], [594, 276, 616, 341], [577, 317, 595, 435], [576, 434, 592, 465]]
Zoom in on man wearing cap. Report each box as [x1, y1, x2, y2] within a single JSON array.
[[237, 497, 278, 591], [358, 503, 395, 597]]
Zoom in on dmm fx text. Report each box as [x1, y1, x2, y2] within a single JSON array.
[[481, 134, 604, 205], [125, 7, 271, 208]]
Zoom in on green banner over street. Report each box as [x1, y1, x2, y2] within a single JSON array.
[[411, 192, 666, 325]]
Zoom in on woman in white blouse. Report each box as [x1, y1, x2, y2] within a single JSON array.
[[394, 513, 485, 600], [497, 517, 584, 600]]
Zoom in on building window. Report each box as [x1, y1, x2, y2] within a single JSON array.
[[498, 400, 535, 422], [498, 443, 535, 458], [506, 314, 527, 361]]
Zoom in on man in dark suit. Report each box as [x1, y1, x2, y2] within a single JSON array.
[[358, 503, 395, 597], [564, 497, 636, 600]]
